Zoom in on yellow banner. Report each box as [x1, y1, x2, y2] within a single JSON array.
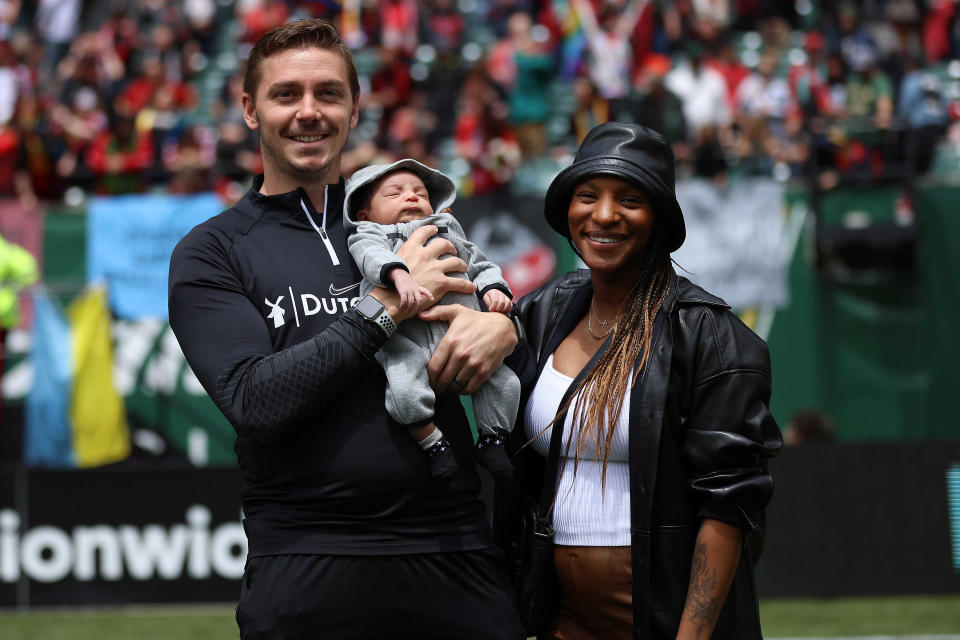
[[68, 285, 130, 467]]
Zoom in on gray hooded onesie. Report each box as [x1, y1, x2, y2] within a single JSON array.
[[343, 159, 520, 437]]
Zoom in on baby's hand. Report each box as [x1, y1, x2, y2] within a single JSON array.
[[483, 289, 513, 313], [391, 268, 434, 315]]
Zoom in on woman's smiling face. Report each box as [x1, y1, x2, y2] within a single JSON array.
[[567, 175, 656, 280]]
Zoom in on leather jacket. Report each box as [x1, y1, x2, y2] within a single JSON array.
[[496, 269, 782, 639]]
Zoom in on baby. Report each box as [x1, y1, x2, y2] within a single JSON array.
[[344, 159, 519, 482]]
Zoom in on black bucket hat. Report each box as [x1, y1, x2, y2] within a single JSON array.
[[544, 122, 686, 252]]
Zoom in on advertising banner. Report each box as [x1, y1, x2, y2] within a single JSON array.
[[87, 193, 222, 320], [454, 189, 557, 299], [673, 178, 787, 310], [0, 466, 244, 607], [756, 441, 960, 596]]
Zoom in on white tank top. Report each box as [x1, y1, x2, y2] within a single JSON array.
[[524, 354, 632, 546]]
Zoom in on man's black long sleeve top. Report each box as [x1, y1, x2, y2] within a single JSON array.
[[168, 176, 491, 556]]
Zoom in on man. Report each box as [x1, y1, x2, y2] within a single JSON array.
[[168, 19, 525, 639]]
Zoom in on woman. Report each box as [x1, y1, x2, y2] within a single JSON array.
[[497, 122, 782, 639]]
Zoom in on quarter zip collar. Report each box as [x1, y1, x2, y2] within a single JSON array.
[[243, 174, 346, 267], [244, 174, 345, 226]]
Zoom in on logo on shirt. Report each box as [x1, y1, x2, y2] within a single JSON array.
[[328, 281, 361, 297], [265, 296, 286, 328], [264, 284, 363, 330]]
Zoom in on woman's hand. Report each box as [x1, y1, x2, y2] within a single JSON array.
[[418, 304, 517, 394]]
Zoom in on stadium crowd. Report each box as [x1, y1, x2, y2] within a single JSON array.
[[1, 0, 959, 209]]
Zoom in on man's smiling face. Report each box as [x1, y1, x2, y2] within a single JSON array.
[[242, 46, 359, 191]]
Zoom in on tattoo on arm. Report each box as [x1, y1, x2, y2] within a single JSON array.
[[684, 542, 720, 636]]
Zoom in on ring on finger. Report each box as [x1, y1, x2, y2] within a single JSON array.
[[454, 375, 469, 387]]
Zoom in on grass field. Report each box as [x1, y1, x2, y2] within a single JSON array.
[[0, 595, 958, 639]]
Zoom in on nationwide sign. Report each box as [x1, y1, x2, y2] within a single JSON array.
[[0, 466, 244, 607]]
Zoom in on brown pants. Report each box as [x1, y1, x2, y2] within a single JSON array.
[[542, 545, 633, 640]]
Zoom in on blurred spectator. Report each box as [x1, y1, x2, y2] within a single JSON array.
[[496, 11, 554, 160], [421, 0, 464, 56], [214, 119, 259, 202], [0, 232, 37, 376], [661, 0, 697, 52], [0, 116, 19, 198], [164, 124, 215, 194], [379, 0, 419, 56], [120, 53, 197, 115], [0, 40, 16, 126], [8, 31, 42, 97], [236, 0, 289, 45], [897, 54, 949, 174], [35, 0, 80, 76], [212, 73, 246, 126], [689, 0, 731, 44], [734, 47, 792, 170], [0, 0, 19, 42], [784, 409, 835, 445], [454, 66, 520, 195], [56, 32, 126, 107], [692, 123, 729, 181], [922, 0, 955, 64], [97, 5, 140, 70], [15, 93, 65, 207], [665, 40, 732, 146], [735, 48, 791, 127], [707, 36, 751, 113], [824, 51, 849, 118], [485, 0, 536, 38], [383, 90, 438, 160], [135, 78, 190, 185], [142, 23, 189, 86], [844, 43, 894, 132], [85, 104, 154, 194], [183, 0, 217, 56], [788, 32, 837, 122], [615, 56, 688, 157], [363, 46, 414, 152], [570, 0, 646, 100], [569, 74, 610, 144], [50, 86, 108, 190]]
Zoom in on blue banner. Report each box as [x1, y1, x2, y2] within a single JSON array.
[[87, 192, 223, 319], [23, 288, 73, 468]]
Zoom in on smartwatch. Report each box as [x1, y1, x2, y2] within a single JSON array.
[[355, 294, 398, 338]]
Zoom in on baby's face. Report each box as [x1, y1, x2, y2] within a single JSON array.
[[362, 170, 434, 224]]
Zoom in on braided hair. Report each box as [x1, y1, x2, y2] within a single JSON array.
[[553, 217, 673, 492]]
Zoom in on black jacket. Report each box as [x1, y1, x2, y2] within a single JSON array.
[[496, 269, 782, 639]]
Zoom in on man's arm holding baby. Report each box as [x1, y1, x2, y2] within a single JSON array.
[[369, 225, 517, 394]]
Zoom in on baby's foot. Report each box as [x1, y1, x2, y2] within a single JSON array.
[[426, 438, 459, 480], [475, 429, 514, 483]]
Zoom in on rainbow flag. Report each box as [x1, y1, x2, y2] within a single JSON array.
[[24, 285, 130, 468]]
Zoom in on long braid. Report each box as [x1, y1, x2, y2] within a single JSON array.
[[553, 226, 674, 493]]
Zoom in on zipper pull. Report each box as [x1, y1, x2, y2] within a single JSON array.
[[317, 227, 340, 266], [300, 197, 341, 266]]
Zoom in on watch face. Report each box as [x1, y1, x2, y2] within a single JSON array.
[[355, 295, 384, 320]]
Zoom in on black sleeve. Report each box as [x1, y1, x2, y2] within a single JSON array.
[[168, 229, 388, 445]]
